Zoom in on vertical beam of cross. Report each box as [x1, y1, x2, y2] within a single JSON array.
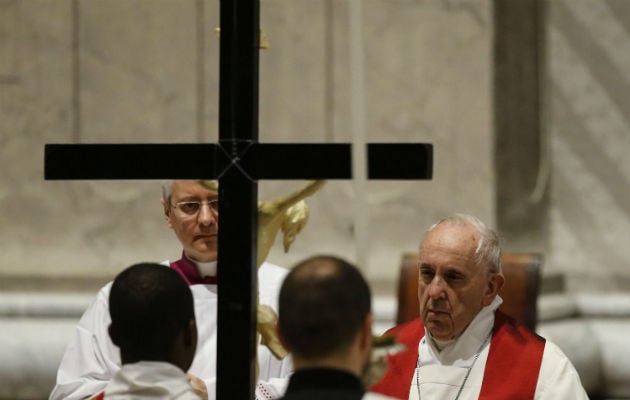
[[216, 0, 260, 398]]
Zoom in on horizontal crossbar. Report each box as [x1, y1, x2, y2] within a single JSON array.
[[44, 142, 432, 180]]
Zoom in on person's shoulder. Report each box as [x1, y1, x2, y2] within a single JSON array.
[[495, 311, 545, 342], [74, 280, 114, 326], [95, 280, 114, 301], [541, 339, 573, 362], [386, 318, 424, 336], [537, 337, 589, 397], [258, 262, 289, 301], [377, 318, 424, 349]]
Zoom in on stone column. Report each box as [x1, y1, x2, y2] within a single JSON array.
[[494, 0, 549, 254]]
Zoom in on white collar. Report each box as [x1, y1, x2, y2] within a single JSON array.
[[420, 296, 503, 367], [195, 260, 217, 278], [106, 361, 193, 398]]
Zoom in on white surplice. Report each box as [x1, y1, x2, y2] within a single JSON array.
[[103, 361, 199, 399], [50, 261, 293, 400]]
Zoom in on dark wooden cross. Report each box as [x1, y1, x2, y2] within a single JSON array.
[[45, 1, 432, 399]]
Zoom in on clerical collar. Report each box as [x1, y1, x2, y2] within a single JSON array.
[[422, 296, 503, 364], [431, 336, 455, 352], [170, 253, 217, 285], [196, 259, 217, 278]]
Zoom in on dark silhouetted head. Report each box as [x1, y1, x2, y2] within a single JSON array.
[[278, 255, 371, 360], [108, 263, 197, 371]]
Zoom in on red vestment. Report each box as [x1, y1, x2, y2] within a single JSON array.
[[371, 311, 545, 400]]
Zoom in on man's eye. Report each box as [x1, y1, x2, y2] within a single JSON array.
[[445, 273, 463, 282], [420, 269, 434, 280], [179, 202, 200, 213]]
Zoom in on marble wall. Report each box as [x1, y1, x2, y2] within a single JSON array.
[[2, 0, 628, 294], [548, 0, 630, 291], [0, 0, 493, 294]]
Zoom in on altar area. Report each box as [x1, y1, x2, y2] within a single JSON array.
[[3, 0, 630, 398], [2, 274, 629, 399]]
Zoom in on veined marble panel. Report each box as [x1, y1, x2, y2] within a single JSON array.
[[549, 0, 630, 291]]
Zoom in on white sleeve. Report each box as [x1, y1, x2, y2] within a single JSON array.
[[203, 378, 216, 400], [256, 377, 290, 399], [534, 341, 589, 399], [257, 263, 293, 382], [49, 283, 120, 400]]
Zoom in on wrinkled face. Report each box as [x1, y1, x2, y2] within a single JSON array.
[[162, 181, 219, 263], [418, 222, 500, 341]]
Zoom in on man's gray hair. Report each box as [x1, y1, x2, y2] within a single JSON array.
[[161, 181, 173, 204], [428, 213, 502, 273], [161, 180, 219, 204]]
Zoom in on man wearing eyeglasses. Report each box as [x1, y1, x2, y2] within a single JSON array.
[[50, 180, 292, 400]]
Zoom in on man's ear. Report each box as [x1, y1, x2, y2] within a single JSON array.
[[184, 319, 197, 348], [482, 273, 505, 307], [161, 197, 174, 229], [360, 312, 374, 351], [275, 323, 290, 352], [108, 323, 120, 347]]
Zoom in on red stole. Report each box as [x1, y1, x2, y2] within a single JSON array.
[[370, 311, 545, 399], [170, 254, 217, 285], [87, 392, 104, 400]]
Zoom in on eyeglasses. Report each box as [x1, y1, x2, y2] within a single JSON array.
[[171, 200, 219, 216]]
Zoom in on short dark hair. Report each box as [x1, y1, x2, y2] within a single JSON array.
[[109, 263, 195, 362], [278, 255, 371, 360]]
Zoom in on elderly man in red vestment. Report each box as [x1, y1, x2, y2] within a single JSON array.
[[371, 214, 587, 399]]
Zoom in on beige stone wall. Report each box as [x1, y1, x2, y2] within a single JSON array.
[[548, 0, 630, 291], [1, 0, 493, 293]]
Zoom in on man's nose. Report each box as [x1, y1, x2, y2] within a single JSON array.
[[426, 277, 446, 299], [198, 203, 217, 226]]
